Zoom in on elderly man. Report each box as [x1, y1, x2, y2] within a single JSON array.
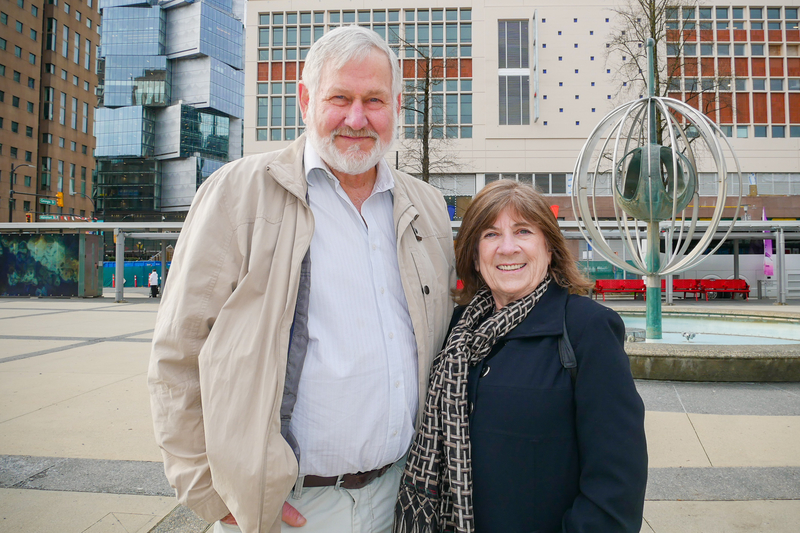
[[148, 26, 455, 533]]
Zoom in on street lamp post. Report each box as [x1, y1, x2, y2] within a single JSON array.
[[9, 163, 35, 223]]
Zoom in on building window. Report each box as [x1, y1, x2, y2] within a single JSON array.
[[498, 20, 530, 125]]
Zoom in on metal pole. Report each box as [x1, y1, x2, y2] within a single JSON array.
[[644, 38, 662, 340], [115, 228, 125, 303], [778, 228, 787, 305], [665, 228, 673, 305], [160, 240, 167, 295], [645, 223, 662, 339]]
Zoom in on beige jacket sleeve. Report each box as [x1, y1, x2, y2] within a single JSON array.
[[147, 173, 242, 523]]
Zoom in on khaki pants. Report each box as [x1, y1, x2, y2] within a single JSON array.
[[213, 458, 404, 533]]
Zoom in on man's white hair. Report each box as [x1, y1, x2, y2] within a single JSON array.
[[302, 25, 402, 103]]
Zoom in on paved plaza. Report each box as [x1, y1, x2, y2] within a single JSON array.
[[1, 289, 799, 532]]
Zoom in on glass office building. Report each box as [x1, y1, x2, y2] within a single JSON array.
[[94, 0, 244, 219]]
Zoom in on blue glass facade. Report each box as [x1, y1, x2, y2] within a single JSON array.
[[95, 0, 243, 217], [103, 56, 171, 107], [94, 106, 156, 158], [180, 106, 230, 160], [100, 7, 166, 57], [209, 58, 244, 119], [199, 4, 244, 70]]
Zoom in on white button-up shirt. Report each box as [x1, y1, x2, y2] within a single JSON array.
[[289, 141, 418, 477]]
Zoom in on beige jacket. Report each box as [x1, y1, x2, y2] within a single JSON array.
[[148, 135, 456, 533]]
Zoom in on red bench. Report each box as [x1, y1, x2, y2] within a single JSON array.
[[672, 279, 703, 300], [700, 279, 750, 300], [593, 279, 646, 301]]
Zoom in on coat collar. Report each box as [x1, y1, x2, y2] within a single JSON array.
[[501, 282, 569, 340], [266, 134, 420, 227]]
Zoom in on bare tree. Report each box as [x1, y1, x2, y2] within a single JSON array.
[[605, 0, 732, 141], [396, 38, 462, 183]]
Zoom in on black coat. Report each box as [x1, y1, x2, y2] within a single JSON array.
[[456, 283, 647, 533]]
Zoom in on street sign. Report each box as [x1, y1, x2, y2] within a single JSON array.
[[38, 214, 58, 220], [40, 198, 57, 205]]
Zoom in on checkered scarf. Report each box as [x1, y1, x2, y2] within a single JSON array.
[[394, 275, 551, 533]]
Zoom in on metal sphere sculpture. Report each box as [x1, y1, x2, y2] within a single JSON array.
[[571, 39, 742, 339]]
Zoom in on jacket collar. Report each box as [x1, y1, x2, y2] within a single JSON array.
[[268, 135, 420, 227], [266, 134, 310, 202], [501, 281, 568, 340]]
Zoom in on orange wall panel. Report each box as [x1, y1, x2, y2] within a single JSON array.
[[768, 29, 782, 42], [445, 58, 459, 78], [750, 29, 764, 41], [284, 62, 297, 81], [769, 58, 784, 77], [789, 94, 800, 123], [684, 58, 698, 76], [716, 29, 730, 42], [667, 57, 681, 76], [718, 58, 732, 76], [751, 58, 766, 77], [752, 93, 768, 123], [788, 58, 800, 76], [771, 93, 785, 123], [718, 93, 733, 124], [736, 93, 750, 123], [734, 58, 749, 76], [733, 29, 747, 41], [271, 63, 283, 81], [701, 57, 715, 75], [460, 59, 472, 78], [699, 29, 713, 42], [402, 60, 415, 78], [258, 63, 269, 81], [702, 93, 717, 122], [787, 29, 800, 42]]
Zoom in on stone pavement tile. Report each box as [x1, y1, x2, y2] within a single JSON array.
[[149, 505, 210, 533], [690, 414, 800, 467], [0, 310, 156, 338], [0, 309, 53, 319], [639, 519, 655, 533], [0, 374, 162, 462], [642, 500, 800, 533], [0, 339, 77, 359], [644, 411, 711, 468], [0, 371, 131, 423], [672, 382, 800, 417], [0, 340, 149, 374], [0, 488, 175, 533]]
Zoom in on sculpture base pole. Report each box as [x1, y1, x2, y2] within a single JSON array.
[[645, 274, 662, 340], [645, 223, 662, 340]]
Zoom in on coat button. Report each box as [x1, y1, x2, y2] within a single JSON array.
[[469, 401, 474, 414], [480, 366, 491, 378], [423, 285, 430, 294]]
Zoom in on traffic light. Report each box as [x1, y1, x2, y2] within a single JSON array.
[[26, 213, 33, 223], [56, 192, 64, 207]]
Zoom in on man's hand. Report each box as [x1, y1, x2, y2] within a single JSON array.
[[220, 503, 306, 528], [282, 502, 307, 527]]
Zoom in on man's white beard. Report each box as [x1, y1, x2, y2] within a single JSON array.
[[306, 104, 396, 176]]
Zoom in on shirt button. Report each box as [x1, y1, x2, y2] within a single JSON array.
[[372, 243, 377, 250], [395, 381, 400, 388], [380, 287, 385, 294], [389, 332, 394, 339], [393, 430, 398, 436]]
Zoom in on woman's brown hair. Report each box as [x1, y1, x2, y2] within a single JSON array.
[[454, 180, 594, 305]]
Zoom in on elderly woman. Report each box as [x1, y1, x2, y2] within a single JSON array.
[[396, 180, 647, 533]]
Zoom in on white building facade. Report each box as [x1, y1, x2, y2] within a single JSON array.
[[243, 1, 800, 224]]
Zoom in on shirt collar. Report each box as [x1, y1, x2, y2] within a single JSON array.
[[303, 138, 394, 194]]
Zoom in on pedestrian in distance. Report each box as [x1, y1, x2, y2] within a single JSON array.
[[148, 25, 456, 533], [148, 269, 159, 298]]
